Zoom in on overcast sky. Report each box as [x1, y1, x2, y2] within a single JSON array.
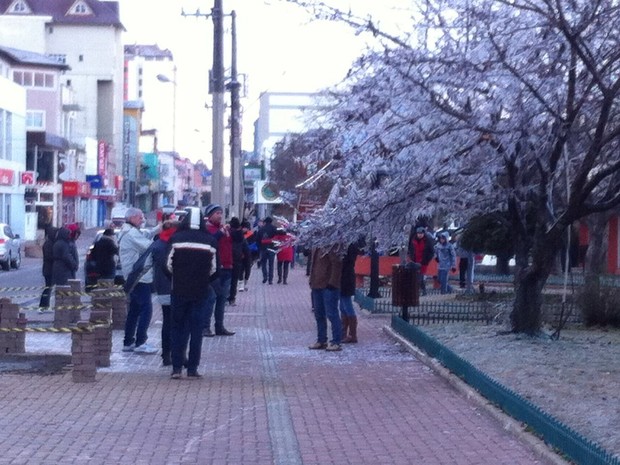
[[118, 0, 409, 162]]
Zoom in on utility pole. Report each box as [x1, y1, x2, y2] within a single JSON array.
[[228, 10, 243, 219], [182, 1, 225, 208], [210, 0, 225, 208]]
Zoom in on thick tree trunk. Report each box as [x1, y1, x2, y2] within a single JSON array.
[[584, 214, 610, 275], [510, 267, 548, 333]]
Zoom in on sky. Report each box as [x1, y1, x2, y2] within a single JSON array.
[[118, 0, 410, 164]]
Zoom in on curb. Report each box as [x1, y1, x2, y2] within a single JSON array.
[[383, 325, 572, 465]]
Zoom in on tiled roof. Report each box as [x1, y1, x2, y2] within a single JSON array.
[[124, 44, 174, 60], [0, 0, 124, 29], [0, 45, 70, 69]]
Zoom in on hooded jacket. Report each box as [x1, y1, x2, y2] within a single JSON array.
[[52, 227, 79, 285], [118, 222, 155, 284], [434, 232, 457, 271]]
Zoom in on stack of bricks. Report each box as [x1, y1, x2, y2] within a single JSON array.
[[0, 298, 27, 353], [89, 285, 114, 368], [71, 321, 96, 383], [93, 279, 126, 330], [54, 279, 82, 329]]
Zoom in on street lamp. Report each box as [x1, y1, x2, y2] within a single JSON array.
[[156, 67, 177, 154]]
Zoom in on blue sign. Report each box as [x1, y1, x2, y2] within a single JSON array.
[[86, 174, 103, 188]]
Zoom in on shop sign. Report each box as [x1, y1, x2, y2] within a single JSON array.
[[86, 175, 103, 189], [21, 171, 35, 185], [0, 168, 15, 186], [62, 181, 79, 197], [78, 182, 91, 197]]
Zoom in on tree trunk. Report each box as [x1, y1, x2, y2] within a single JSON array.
[[495, 254, 512, 275], [584, 214, 610, 275], [510, 266, 548, 333]]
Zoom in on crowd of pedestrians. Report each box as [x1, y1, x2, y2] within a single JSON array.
[[38, 207, 476, 379]]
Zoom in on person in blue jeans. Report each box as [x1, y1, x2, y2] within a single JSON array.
[[308, 247, 343, 351], [434, 232, 457, 294], [166, 206, 217, 379], [204, 269, 233, 336]]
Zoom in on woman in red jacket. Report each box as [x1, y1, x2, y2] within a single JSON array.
[[273, 228, 295, 284]]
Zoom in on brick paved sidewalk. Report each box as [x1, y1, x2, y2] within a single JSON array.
[[0, 266, 564, 464]]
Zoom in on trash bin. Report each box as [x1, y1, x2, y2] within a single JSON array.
[[392, 264, 420, 321]]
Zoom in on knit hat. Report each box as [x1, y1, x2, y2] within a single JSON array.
[[204, 204, 222, 218], [415, 226, 426, 234]]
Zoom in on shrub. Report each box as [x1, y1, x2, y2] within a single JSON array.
[[576, 277, 620, 327]]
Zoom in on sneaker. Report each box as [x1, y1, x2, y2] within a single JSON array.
[[308, 342, 328, 350], [187, 371, 203, 379], [228, 299, 237, 306], [325, 343, 342, 352], [122, 343, 135, 352], [215, 328, 235, 336], [134, 343, 158, 354], [171, 371, 182, 380], [238, 285, 245, 292]]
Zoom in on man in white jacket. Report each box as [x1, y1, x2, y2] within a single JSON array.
[[118, 207, 160, 354]]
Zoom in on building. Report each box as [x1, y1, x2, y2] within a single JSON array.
[[0, 0, 125, 228]]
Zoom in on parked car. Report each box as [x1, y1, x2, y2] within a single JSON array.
[[84, 229, 124, 290], [0, 223, 21, 271]]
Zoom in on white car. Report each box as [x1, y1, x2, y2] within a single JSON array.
[[0, 223, 21, 270]]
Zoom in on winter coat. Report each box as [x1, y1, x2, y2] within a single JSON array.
[[166, 226, 217, 300], [52, 228, 79, 285], [257, 223, 277, 250], [92, 235, 118, 278], [152, 227, 175, 298], [309, 248, 342, 290], [434, 234, 457, 271], [230, 228, 250, 266], [407, 231, 435, 273], [340, 243, 360, 297], [206, 221, 233, 270], [41, 227, 59, 278], [118, 222, 155, 284], [273, 232, 295, 263]]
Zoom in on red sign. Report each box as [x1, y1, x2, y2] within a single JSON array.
[[78, 182, 91, 197], [62, 181, 79, 197], [21, 171, 35, 185], [98, 140, 108, 178], [0, 168, 15, 186]]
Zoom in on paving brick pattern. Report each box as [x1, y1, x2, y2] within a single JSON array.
[[0, 265, 559, 464]]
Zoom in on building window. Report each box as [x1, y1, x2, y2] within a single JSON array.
[[11, 1, 29, 13], [13, 70, 55, 89], [26, 111, 45, 131], [79, 55, 84, 62], [0, 110, 12, 161]]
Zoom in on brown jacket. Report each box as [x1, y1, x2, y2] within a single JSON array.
[[309, 248, 342, 290]]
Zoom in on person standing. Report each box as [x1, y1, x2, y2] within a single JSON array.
[[203, 204, 235, 337], [407, 226, 435, 296], [257, 217, 277, 284], [455, 232, 476, 293], [52, 226, 79, 286], [166, 207, 217, 379], [152, 219, 178, 367], [435, 232, 457, 294], [238, 220, 255, 292], [308, 247, 343, 352], [228, 217, 249, 305], [118, 207, 159, 354], [340, 240, 361, 343], [39, 225, 58, 309], [91, 228, 118, 281]]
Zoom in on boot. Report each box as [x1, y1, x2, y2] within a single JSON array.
[[343, 316, 358, 343], [341, 315, 350, 343]]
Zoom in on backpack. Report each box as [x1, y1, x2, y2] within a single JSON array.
[[123, 243, 156, 294]]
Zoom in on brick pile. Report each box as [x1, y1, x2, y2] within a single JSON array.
[[71, 321, 96, 383], [54, 279, 82, 329], [0, 298, 27, 353]]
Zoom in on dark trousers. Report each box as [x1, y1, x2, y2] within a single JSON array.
[[161, 304, 171, 358], [229, 261, 243, 302], [459, 257, 469, 287], [261, 249, 275, 283], [170, 295, 208, 374], [39, 275, 52, 308], [277, 260, 290, 283]]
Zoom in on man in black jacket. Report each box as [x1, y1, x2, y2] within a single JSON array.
[[166, 207, 217, 379], [257, 217, 277, 284]]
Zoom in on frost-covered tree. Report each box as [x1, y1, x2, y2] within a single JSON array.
[[289, 0, 620, 334]]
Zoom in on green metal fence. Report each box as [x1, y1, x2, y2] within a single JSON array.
[[392, 316, 620, 465]]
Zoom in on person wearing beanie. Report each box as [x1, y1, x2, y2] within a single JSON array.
[[203, 204, 236, 337], [406, 225, 435, 296]]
